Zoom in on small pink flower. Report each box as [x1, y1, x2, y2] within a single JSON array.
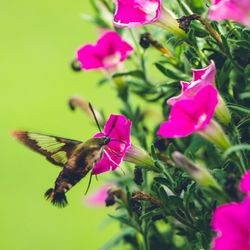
[[212, 197, 250, 250], [157, 85, 218, 138], [93, 114, 132, 175], [209, 0, 250, 27], [85, 184, 112, 206], [114, 0, 161, 28], [167, 61, 216, 106], [240, 170, 250, 195], [77, 31, 133, 70]]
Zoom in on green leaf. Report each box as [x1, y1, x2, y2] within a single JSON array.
[[155, 63, 187, 80], [228, 104, 250, 115], [223, 144, 250, 158], [100, 228, 136, 250], [112, 70, 144, 80], [108, 214, 137, 229]]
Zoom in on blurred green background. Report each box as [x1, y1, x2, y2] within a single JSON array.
[[0, 1, 120, 249]]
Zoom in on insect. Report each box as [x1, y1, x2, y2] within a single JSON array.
[[12, 104, 118, 207]]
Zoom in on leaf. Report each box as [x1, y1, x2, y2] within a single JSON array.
[[154, 176, 171, 188], [108, 214, 137, 229], [155, 63, 187, 80], [223, 144, 250, 158], [99, 228, 136, 250], [139, 208, 163, 221], [112, 70, 144, 80], [158, 186, 169, 206], [228, 104, 250, 115], [167, 196, 184, 210]]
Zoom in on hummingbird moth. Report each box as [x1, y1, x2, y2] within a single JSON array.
[[12, 104, 120, 207]]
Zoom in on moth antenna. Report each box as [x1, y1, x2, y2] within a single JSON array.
[[89, 103, 102, 133], [85, 172, 93, 195], [106, 116, 118, 137]]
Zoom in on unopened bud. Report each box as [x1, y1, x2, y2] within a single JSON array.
[[172, 151, 222, 191], [124, 144, 155, 169], [68, 96, 103, 124]]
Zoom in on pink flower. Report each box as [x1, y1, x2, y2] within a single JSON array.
[[167, 61, 216, 106], [209, 0, 250, 28], [157, 85, 218, 138], [240, 170, 250, 195], [212, 197, 250, 250], [85, 184, 112, 206], [77, 31, 133, 70], [114, 0, 161, 28], [93, 114, 132, 175]]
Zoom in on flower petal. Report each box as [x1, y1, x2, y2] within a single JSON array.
[[114, 0, 161, 28], [212, 197, 250, 250], [93, 114, 132, 175], [77, 31, 133, 70], [209, 0, 250, 27], [240, 170, 250, 195], [167, 61, 216, 106], [158, 86, 218, 138]]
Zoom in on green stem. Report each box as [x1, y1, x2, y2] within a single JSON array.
[[176, 0, 193, 15], [226, 20, 241, 38]]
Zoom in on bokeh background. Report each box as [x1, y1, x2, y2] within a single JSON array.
[[0, 1, 120, 249]]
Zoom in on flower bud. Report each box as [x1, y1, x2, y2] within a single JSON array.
[[215, 96, 231, 125], [172, 151, 222, 191], [155, 7, 186, 38], [124, 144, 154, 168], [68, 96, 103, 124], [198, 119, 231, 150]]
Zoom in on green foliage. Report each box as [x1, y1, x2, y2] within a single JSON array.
[[79, 1, 250, 249]]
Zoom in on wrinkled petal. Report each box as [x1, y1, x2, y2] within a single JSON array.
[[212, 197, 250, 250], [168, 61, 216, 106], [209, 0, 250, 27], [157, 86, 218, 138], [240, 170, 250, 195], [93, 115, 132, 175], [77, 31, 133, 70], [114, 0, 161, 28]]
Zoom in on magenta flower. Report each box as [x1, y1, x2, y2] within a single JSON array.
[[93, 114, 132, 175], [167, 61, 216, 106], [77, 31, 133, 70], [167, 61, 231, 125], [240, 170, 250, 195], [209, 0, 250, 27], [85, 184, 112, 206], [212, 197, 250, 250], [113, 0, 185, 37], [157, 85, 218, 138], [114, 0, 161, 28]]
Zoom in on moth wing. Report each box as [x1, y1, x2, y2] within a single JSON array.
[[12, 131, 82, 167]]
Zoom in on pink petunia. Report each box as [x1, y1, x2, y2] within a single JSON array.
[[114, 0, 161, 28], [212, 197, 250, 250], [93, 114, 132, 175], [85, 184, 112, 206], [157, 85, 218, 138], [167, 61, 216, 106], [209, 0, 250, 27], [77, 31, 133, 70], [240, 170, 250, 195]]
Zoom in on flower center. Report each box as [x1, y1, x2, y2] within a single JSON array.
[[195, 113, 207, 129], [136, 0, 159, 16], [103, 52, 122, 68]]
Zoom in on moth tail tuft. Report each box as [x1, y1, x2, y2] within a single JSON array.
[[44, 188, 68, 208]]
